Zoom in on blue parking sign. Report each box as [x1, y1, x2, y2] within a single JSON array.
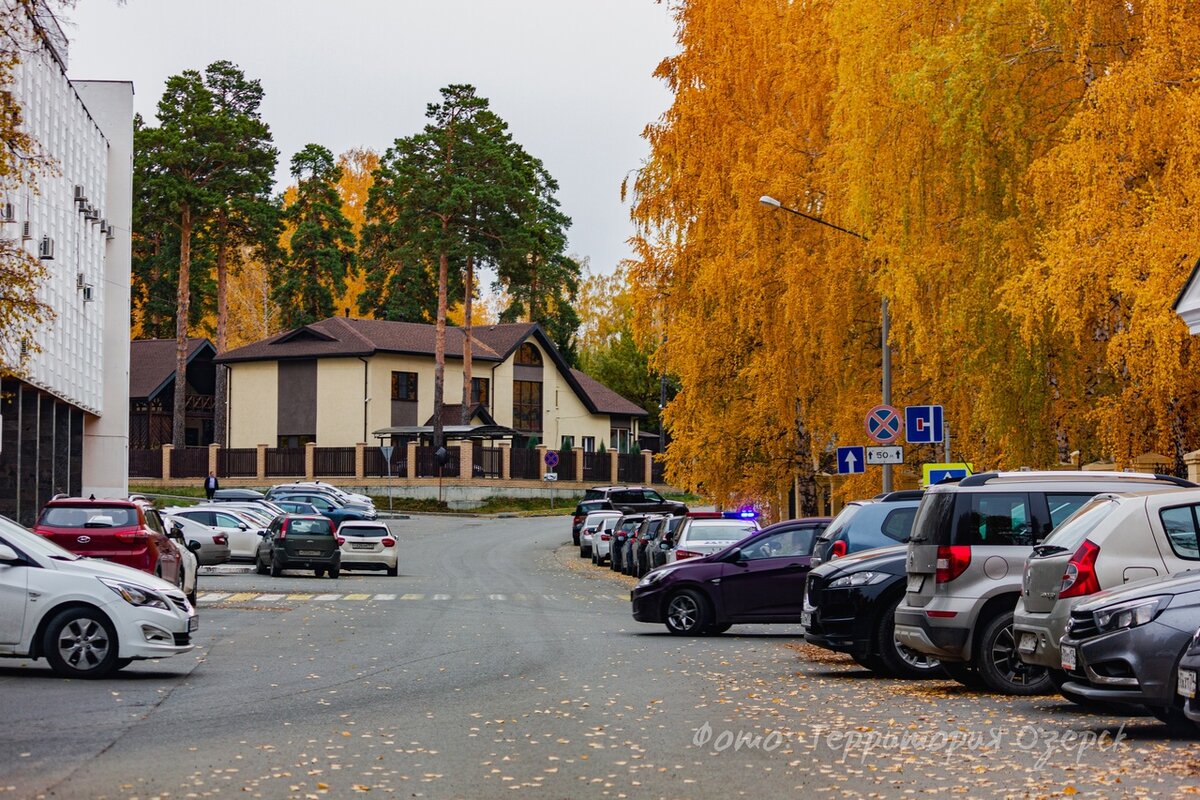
[[905, 405, 944, 444], [836, 446, 865, 475]]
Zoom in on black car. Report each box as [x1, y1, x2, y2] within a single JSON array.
[[803, 545, 942, 678], [610, 514, 648, 573], [633, 516, 669, 578], [572, 499, 613, 546], [584, 486, 687, 517], [255, 514, 342, 578]]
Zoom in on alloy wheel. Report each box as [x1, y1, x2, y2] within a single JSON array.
[[58, 617, 111, 671], [990, 623, 1044, 686], [667, 594, 700, 632]]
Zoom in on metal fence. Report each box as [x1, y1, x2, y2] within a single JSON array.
[[416, 445, 460, 478], [555, 449, 575, 480], [510, 447, 540, 480], [364, 447, 405, 478], [314, 447, 355, 477], [651, 458, 665, 485], [475, 444, 502, 478], [265, 447, 305, 477], [618, 452, 643, 483], [129, 448, 162, 479], [170, 447, 209, 479], [583, 452, 609, 482], [218, 447, 257, 478]]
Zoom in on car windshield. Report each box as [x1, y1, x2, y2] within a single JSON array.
[[39, 506, 138, 528], [818, 504, 863, 541], [1040, 498, 1119, 550], [682, 520, 758, 542], [0, 515, 77, 560], [341, 525, 390, 538]]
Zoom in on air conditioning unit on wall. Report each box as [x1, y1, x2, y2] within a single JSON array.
[[82, 285, 94, 303], [21, 221, 31, 240], [0, 203, 14, 223], [38, 236, 54, 260]]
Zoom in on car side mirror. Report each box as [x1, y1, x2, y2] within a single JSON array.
[[658, 541, 671, 550], [172, 520, 184, 532], [0, 544, 21, 563], [726, 548, 745, 564], [258, 530, 270, 537], [238, 523, 248, 531], [187, 539, 202, 553]]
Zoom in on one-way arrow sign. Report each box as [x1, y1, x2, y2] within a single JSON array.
[[836, 446, 865, 475]]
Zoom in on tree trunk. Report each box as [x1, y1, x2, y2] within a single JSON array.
[[461, 254, 473, 424], [213, 209, 229, 446], [172, 203, 192, 447], [433, 222, 449, 450]]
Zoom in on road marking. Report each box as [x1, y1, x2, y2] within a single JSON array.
[[374, 593, 397, 600], [286, 594, 312, 601], [225, 592, 258, 602], [399, 593, 423, 600], [488, 593, 505, 601], [313, 593, 342, 601], [342, 593, 371, 600], [432, 594, 450, 600], [257, 593, 286, 601], [542, 595, 558, 602], [198, 592, 229, 601], [459, 595, 477, 600]]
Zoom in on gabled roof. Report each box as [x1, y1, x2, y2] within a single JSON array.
[[423, 403, 497, 427], [216, 316, 534, 364], [130, 338, 215, 400], [569, 369, 648, 417]]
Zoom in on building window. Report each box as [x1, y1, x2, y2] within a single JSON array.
[[582, 436, 595, 452], [611, 428, 631, 452], [391, 371, 417, 401], [561, 435, 574, 450], [513, 380, 542, 432], [471, 377, 490, 406], [515, 342, 543, 366], [278, 434, 314, 449]]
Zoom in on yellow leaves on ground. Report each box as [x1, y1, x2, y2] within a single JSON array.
[[629, 0, 1200, 505]]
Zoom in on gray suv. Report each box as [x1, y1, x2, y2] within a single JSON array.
[[895, 471, 1193, 695]]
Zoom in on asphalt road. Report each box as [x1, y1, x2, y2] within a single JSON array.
[[2, 515, 1199, 799]]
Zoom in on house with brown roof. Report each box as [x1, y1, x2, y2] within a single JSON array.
[[214, 317, 648, 452], [129, 338, 217, 448]]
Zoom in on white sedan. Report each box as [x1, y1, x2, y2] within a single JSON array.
[[0, 515, 196, 678], [591, 516, 621, 565], [666, 518, 761, 562], [164, 506, 266, 560], [336, 521, 398, 576]]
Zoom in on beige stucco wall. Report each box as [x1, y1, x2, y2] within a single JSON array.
[[317, 358, 370, 444], [228, 361, 278, 447]]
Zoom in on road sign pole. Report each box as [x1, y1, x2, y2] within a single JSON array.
[[945, 423, 951, 463], [882, 297, 893, 493]]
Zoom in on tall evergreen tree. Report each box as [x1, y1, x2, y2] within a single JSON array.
[[273, 144, 357, 328]]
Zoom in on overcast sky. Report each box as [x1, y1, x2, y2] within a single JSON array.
[[62, 0, 678, 275]]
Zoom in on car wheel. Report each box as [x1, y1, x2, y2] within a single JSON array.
[[387, 564, 399, 577], [941, 661, 987, 689], [876, 597, 944, 679], [579, 545, 589, 558], [315, 567, 325, 578], [256, 554, 269, 575], [270, 558, 282, 577], [704, 622, 732, 636], [1150, 702, 1198, 734], [573, 531, 580, 547], [328, 565, 340, 579], [187, 586, 197, 606], [664, 589, 711, 635], [975, 611, 1053, 695], [43, 607, 120, 679], [114, 657, 134, 671]]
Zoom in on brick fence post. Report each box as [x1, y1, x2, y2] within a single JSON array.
[[458, 441, 473, 480], [208, 442, 220, 476], [355, 442, 366, 480], [536, 444, 548, 479], [406, 441, 417, 480], [305, 442, 316, 480], [256, 444, 268, 481], [574, 446, 585, 483], [642, 449, 653, 485], [498, 442, 511, 480], [162, 444, 173, 481], [1186, 450, 1200, 485], [608, 449, 618, 484]]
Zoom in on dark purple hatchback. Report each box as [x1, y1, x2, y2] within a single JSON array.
[[631, 517, 831, 635]]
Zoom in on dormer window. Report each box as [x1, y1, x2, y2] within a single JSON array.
[[515, 342, 542, 366]]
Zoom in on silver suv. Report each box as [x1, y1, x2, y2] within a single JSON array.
[[894, 471, 1193, 695]]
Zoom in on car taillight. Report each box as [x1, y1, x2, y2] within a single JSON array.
[[675, 549, 702, 560], [599, 533, 610, 541], [336, 536, 345, 546], [382, 537, 396, 547], [278, 522, 287, 540], [935, 545, 971, 583], [573, 515, 584, 525], [830, 540, 847, 558], [214, 535, 228, 545], [1059, 539, 1101, 599], [114, 530, 148, 543]]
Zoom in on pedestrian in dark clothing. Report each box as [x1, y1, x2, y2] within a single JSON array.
[[204, 471, 219, 500]]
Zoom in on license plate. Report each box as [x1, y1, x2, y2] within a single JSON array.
[[1018, 632, 1037, 655], [352, 543, 375, 549], [298, 549, 322, 556], [801, 611, 812, 629], [906, 575, 924, 593], [188, 616, 199, 632], [1179, 668, 1197, 699], [1061, 644, 1077, 672]]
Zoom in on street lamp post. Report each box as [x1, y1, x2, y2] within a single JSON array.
[[759, 195, 894, 492]]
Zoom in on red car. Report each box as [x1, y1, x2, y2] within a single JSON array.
[[33, 498, 184, 587]]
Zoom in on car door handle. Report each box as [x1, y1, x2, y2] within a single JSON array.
[[784, 564, 807, 572]]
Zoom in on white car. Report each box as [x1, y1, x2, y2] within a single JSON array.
[[164, 506, 267, 560], [295, 481, 374, 507], [170, 534, 198, 605], [0, 515, 197, 678], [580, 510, 622, 559], [666, 517, 761, 562], [336, 520, 398, 576], [591, 516, 621, 565], [167, 514, 231, 566]]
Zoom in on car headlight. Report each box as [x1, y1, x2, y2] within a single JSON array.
[[1093, 595, 1169, 634], [828, 571, 888, 589], [99, 578, 171, 610], [637, 569, 672, 589]]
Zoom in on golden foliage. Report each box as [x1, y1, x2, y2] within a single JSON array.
[[630, 0, 1200, 505]]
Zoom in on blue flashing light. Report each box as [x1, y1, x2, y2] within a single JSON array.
[[722, 509, 758, 520]]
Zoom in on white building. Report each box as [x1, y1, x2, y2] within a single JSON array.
[[0, 3, 133, 523]]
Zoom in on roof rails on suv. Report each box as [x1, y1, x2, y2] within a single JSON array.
[[871, 490, 925, 502], [956, 471, 1195, 488]]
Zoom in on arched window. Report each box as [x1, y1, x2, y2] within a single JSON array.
[[516, 343, 543, 366]]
